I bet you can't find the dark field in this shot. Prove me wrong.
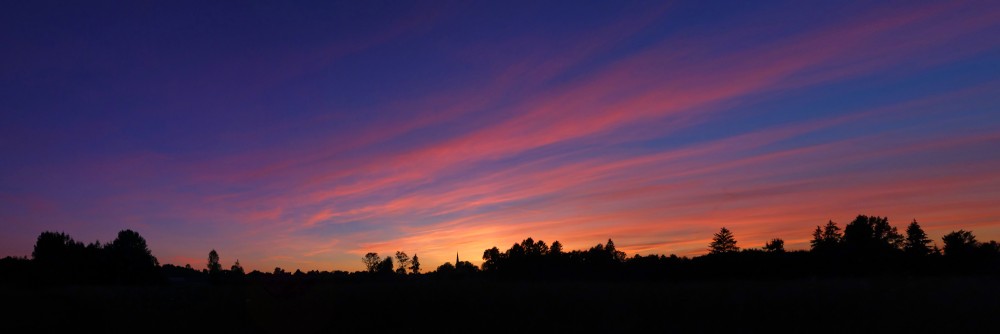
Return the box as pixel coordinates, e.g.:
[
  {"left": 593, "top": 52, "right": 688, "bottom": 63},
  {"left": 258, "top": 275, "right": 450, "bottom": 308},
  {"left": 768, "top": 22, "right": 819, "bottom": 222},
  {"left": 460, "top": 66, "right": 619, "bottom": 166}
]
[{"left": 6, "top": 276, "right": 999, "bottom": 333}]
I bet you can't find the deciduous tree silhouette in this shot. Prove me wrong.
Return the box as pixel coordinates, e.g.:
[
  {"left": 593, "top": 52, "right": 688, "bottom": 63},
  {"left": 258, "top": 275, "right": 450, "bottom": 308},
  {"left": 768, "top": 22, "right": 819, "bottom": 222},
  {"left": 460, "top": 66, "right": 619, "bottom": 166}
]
[
  {"left": 207, "top": 249, "right": 222, "bottom": 274},
  {"left": 31, "top": 231, "right": 85, "bottom": 282},
  {"left": 394, "top": 251, "right": 410, "bottom": 274},
  {"left": 763, "top": 238, "right": 785, "bottom": 253},
  {"left": 107, "top": 229, "right": 159, "bottom": 283},
  {"left": 942, "top": 230, "right": 978, "bottom": 257},
  {"left": 26, "top": 230, "right": 166, "bottom": 283},
  {"left": 436, "top": 262, "right": 455, "bottom": 273},
  {"left": 709, "top": 227, "right": 739, "bottom": 254},
  {"left": 455, "top": 260, "right": 479, "bottom": 273},
  {"left": 378, "top": 256, "right": 394, "bottom": 274},
  {"left": 108, "top": 230, "right": 157, "bottom": 265},
  {"left": 979, "top": 241, "right": 1000, "bottom": 257},
  {"left": 362, "top": 252, "right": 381, "bottom": 273},
  {"left": 482, "top": 247, "right": 503, "bottom": 272},
  {"left": 32, "top": 231, "right": 80, "bottom": 263},
  {"left": 231, "top": 260, "right": 244, "bottom": 275},
  {"left": 842, "top": 215, "right": 903, "bottom": 254}
]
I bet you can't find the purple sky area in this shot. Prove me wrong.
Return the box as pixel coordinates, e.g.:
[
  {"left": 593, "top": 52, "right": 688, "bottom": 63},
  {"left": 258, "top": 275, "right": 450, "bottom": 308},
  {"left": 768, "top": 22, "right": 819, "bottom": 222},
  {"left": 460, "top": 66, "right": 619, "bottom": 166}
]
[{"left": 2, "top": 1, "right": 999, "bottom": 271}]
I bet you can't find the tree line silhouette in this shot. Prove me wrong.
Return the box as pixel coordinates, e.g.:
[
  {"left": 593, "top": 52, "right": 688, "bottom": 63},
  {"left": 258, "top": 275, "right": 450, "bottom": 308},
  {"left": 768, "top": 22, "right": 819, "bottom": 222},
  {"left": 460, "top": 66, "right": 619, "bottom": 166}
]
[
  {"left": 0, "top": 230, "right": 160, "bottom": 284},
  {"left": 2, "top": 214, "right": 998, "bottom": 285}
]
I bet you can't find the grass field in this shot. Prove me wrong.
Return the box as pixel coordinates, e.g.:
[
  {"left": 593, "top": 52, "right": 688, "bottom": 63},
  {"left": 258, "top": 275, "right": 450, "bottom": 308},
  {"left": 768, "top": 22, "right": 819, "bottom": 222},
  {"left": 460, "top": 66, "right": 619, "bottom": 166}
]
[{"left": 5, "top": 276, "right": 998, "bottom": 332}]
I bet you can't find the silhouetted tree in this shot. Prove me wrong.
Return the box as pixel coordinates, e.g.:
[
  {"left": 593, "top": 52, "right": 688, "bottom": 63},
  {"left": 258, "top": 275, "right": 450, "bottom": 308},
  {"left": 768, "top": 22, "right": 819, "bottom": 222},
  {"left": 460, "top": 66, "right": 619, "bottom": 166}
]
[
  {"left": 842, "top": 215, "right": 903, "bottom": 254},
  {"left": 31, "top": 231, "right": 86, "bottom": 283},
  {"left": 550, "top": 241, "right": 563, "bottom": 255},
  {"left": 605, "top": 239, "right": 626, "bottom": 262},
  {"left": 0, "top": 256, "right": 32, "bottom": 284},
  {"left": 394, "top": 251, "right": 410, "bottom": 274},
  {"left": 811, "top": 220, "right": 842, "bottom": 251},
  {"left": 107, "top": 229, "right": 159, "bottom": 283},
  {"left": 14, "top": 213, "right": 1000, "bottom": 286},
  {"left": 482, "top": 247, "right": 503, "bottom": 271},
  {"left": 979, "top": 241, "right": 1000, "bottom": 258},
  {"left": 436, "top": 262, "right": 455, "bottom": 273},
  {"left": 82, "top": 239, "right": 107, "bottom": 282},
  {"left": 108, "top": 230, "right": 157, "bottom": 264},
  {"left": 378, "top": 257, "right": 394, "bottom": 274},
  {"left": 904, "top": 219, "right": 932, "bottom": 256},
  {"left": 942, "top": 230, "right": 978, "bottom": 257},
  {"left": 455, "top": 260, "right": 479, "bottom": 273},
  {"left": 763, "top": 238, "right": 785, "bottom": 253},
  {"left": 521, "top": 238, "right": 549, "bottom": 256},
  {"left": 231, "top": 260, "right": 244, "bottom": 275},
  {"left": 811, "top": 225, "right": 822, "bottom": 248},
  {"left": 362, "top": 252, "right": 381, "bottom": 273},
  {"left": 709, "top": 227, "right": 739, "bottom": 254},
  {"left": 577, "top": 239, "right": 628, "bottom": 275},
  {"left": 207, "top": 249, "right": 222, "bottom": 274},
  {"left": 409, "top": 254, "right": 421, "bottom": 274},
  {"left": 32, "top": 231, "right": 82, "bottom": 263}
]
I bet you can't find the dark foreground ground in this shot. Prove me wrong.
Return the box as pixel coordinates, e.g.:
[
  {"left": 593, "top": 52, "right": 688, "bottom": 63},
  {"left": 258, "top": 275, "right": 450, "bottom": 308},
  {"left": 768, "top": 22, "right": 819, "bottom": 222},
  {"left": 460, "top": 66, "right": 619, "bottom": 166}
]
[{"left": 5, "top": 276, "right": 999, "bottom": 333}]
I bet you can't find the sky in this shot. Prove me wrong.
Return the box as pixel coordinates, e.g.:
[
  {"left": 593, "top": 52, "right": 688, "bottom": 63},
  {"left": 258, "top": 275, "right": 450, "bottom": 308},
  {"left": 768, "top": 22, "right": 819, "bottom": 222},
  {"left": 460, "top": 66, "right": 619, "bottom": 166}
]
[{"left": 2, "top": 1, "right": 999, "bottom": 272}]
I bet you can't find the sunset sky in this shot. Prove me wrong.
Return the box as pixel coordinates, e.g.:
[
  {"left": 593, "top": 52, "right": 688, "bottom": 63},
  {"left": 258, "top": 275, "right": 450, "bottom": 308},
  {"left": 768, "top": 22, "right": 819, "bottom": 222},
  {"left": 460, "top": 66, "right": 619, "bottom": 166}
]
[{"left": 2, "top": 1, "right": 999, "bottom": 272}]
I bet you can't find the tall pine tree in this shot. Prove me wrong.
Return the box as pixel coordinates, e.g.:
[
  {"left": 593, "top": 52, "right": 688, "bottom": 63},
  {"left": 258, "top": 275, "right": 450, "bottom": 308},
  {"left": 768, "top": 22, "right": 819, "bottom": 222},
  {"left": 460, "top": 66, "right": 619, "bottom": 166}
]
[
  {"left": 904, "top": 219, "right": 932, "bottom": 256},
  {"left": 709, "top": 227, "right": 739, "bottom": 254}
]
